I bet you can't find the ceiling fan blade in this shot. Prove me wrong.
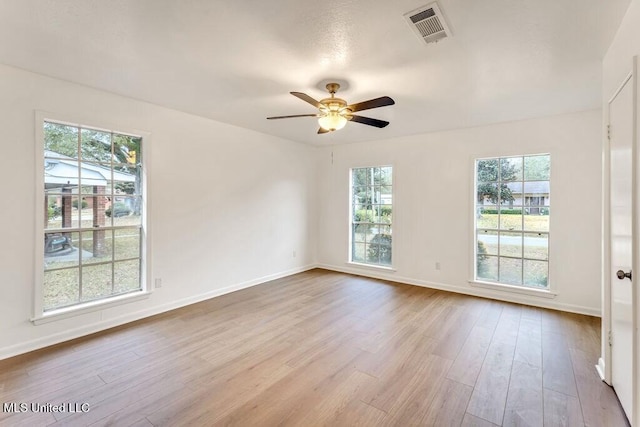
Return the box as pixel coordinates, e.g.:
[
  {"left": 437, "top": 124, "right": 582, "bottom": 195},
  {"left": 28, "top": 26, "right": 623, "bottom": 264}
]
[
  {"left": 317, "top": 127, "right": 330, "bottom": 134},
  {"left": 349, "top": 115, "right": 390, "bottom": 128},
  {"left": 267, "top": 114, "right": 318, "bottom": 120},
  {"left": 291, "top": 92, "right": 321, "bottom": 108},
  {"left": 347, "top": 96, "right": 395, "bottom": 113}
]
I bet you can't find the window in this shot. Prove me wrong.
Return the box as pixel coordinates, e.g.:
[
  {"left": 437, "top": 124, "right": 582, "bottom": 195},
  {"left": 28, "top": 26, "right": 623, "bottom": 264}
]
[
  {"left": 475, "top": 155, "right": 550, "bottom": 288},
  {"left": 40, "top": 120, "right": 145, "bottom": 313},
  {"left": 350, "top": 166, "right": 393, "bottom": 267}
]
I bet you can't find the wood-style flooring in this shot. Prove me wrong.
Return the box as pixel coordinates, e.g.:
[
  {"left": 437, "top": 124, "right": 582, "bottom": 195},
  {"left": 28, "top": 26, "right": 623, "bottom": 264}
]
[{"left": 0, "top": 269, "right": 629, "bottom": 426}]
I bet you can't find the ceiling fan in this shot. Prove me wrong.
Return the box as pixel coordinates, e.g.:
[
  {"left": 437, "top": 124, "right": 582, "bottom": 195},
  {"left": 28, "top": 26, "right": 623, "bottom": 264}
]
[{"left": 267, "top": 83, "right": 395, "bottom": 134}]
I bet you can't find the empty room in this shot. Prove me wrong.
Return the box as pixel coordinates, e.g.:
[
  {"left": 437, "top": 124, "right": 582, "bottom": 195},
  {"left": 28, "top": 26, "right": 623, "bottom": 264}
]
[{"left": 1, "top": 0, "right": 640, "bottom": 426}]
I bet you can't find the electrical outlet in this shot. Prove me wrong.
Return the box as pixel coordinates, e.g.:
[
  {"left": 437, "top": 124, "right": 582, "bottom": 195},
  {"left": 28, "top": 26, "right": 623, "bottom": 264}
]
[
  {"left": 293, "top": 250, "right": 297, "bottom": 258},
  {"left": 155, "top": 278, "right": 162, "bottom": 288},
  {"left": 435, "top": 262, "right": 441, "bottom": 271}
]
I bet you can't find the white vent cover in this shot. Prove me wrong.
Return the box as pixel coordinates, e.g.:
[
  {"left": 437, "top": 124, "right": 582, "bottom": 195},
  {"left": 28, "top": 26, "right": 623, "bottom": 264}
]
[{"left": 404, "top": 2, "right": 451, "bottom": 44}]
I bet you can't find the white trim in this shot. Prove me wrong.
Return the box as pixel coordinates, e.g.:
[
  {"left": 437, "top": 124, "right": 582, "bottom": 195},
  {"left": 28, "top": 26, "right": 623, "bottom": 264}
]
[
  {"left": 633, "top": 55, "right": 639, "bottom": 427},
  {"left": 348, "top": 165, "right": 394, "bottom": 268},
  {"left": 346, "top": 262, "right": 396, "bottom": 272},
  {"left": 317, "top": 263, "right": 600, "bottom": 316},
  {"left": 1, "top": 264, "right": 316, "bottom": 361},
  {"left": 31, "top": 291, "right": 151, "bottom": 325},
  {"left": 469, "top": 280, "right": 557, "bottom": 299},
  {"left": 603, "top": 85, "right": 614, "bottom": 384},
  {"left": 470, "top": 154, "right": 553, "bottom": 293},
  {"left": 597, "top": 357, "right": 608, "bottom": 383},
  {"left": 34, "top": 111, "right": 153, "bottom": 319}
]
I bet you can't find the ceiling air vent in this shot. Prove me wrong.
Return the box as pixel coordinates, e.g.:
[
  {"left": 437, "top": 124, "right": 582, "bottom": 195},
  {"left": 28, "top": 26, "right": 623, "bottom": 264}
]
[{"left": 404, "top": 2, "right": 451, "bottom": 44}]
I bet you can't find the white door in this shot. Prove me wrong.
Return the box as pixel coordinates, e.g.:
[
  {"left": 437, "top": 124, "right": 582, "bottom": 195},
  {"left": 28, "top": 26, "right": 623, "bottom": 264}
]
[{"left": 609, "top": 68, "right": 635, "bottom": 423}]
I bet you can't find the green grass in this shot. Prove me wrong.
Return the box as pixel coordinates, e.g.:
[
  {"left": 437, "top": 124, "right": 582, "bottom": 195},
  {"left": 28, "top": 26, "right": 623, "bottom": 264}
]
[
  {"left": 477, "top": 213, "right": 549, "bottom": 232},
  {"left": 43, "top": 212, "right": 142, "bottom": 310}
]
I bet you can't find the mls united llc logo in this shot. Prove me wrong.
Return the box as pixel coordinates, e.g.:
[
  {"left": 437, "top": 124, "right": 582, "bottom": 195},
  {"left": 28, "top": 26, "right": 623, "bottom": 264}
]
[{"left": 3, "top": 402, "right": 90, "bottom": 413}]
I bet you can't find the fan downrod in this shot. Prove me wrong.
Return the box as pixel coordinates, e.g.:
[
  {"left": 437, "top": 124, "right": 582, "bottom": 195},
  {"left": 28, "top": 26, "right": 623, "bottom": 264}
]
[{"left": 326, "top": 83, "right": 340, "bottom": 95}]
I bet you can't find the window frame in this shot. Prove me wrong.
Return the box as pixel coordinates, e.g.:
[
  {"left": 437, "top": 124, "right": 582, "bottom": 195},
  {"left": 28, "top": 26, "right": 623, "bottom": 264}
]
[
  {"left": 33, "top": 112, "right": 152, "bottom": 323},
  {"left": 348, "top": 165, "right": 394, "bottom": 269},
  {"left": 471, "top": 153, "right": 555, "bottom": 296}
]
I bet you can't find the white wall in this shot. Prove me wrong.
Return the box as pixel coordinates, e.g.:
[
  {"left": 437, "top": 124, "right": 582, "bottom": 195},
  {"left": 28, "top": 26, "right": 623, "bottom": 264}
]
[
  {"left": 0, "top": 64, "right": 317, "bottom": 359},
  {"left": 604, "top": 0, "right": 640, "bottom": 98},
  {"left": 316, "top": 110, "right": 603, "bottom": 315}
]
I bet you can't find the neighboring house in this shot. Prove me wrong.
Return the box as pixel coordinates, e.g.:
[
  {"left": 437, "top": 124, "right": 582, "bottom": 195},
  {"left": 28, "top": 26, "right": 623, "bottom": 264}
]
[
  {"left": 505, "top": 181, "right": 550, "bottom": 213},
  {"left": 44, "top": 150, "right": 135, "bottom": 255}
]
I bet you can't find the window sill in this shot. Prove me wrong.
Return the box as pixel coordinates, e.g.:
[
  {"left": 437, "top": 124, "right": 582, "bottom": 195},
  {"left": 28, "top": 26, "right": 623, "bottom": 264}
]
[
  {"left": 469, "top": 280, "right": 557, "bottom": 299},
  {"left": 31, "top": 291, "right": 151, "bottom": 325},
  {"left": 347, "top": 262, "right": 396, "bottom": 272}
]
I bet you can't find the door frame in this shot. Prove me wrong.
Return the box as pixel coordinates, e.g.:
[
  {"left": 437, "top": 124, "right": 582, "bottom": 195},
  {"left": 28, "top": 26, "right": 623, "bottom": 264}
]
[{"left": 601, "top": 56, "right": 638, "bottom": 426}]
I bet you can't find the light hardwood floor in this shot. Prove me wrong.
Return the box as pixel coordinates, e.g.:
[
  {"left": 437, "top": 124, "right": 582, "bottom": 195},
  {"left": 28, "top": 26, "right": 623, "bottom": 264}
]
[{"left": 0, "top": 269, "right": 629, "bottom": 426}]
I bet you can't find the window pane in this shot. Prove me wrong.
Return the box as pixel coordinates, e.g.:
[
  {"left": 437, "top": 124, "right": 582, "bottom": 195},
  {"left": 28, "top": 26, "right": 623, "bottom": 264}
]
[
  {"left": 499, "top": 232, "right": 522, "bottom": 258},
  {"left": 524, "top": 181, "right": 550, "bottom": 206},
  {"left": 352, "top": 243, "right": 366, "bottom": 262},
  {"left": 381, "top": 167, "right": 392, "bottom": 185},
  {"left": 44, "top": 268, "right": 79, "bottom": 311},
  {"left": 76, "top": 191, "right": 111, "bottom": 229},
  {"left": 45, "top": 195, "right": 83, "bottom": 230},
  {"left": 524, "top": 155, "right": 550, "bottom": 180},
  {"left": 113, "top": 165, "right": 141, "bottom": 197},
  {"left": 352, "top": 168, "right": 371, "bottom": 187},
  {"left": 115, "top": 228, "right": 141, "bottom": 260},
  {"left": 113, "top": 134, "right": 142, "bottom": 166},
  {"left": 477, "top": 255, "right": 498, "bottom": 281},
  {"left": 524, "top": 232, "right": 548, "bottom": 260},
  {"left": 500, "top": 157, "right": 523, "bottom": 181},
  {"left": 499, "top": 183, "right": 518, "bottom": 206},
  {"left": 499, "top": 257, "right": 522, "bottom": 285},
  {"left": 524, "top": 260, "right": 549, "bottom": 288},
  {"left": 476, "top": 206, "right": 498, "bottom": 229},
  {"left": 44, "top": 122, "right": 79, "bottom": 159},
  {"left": 353, "top": 224, "right": 368, "bottom": 242},
  {"left": 477, "top": 183, "right": 499, "bottom": 205},
  {"left": 81, "top": 229, "right": 113, "bottom": 264},
  {"left": 81, "top": 263, "right": 113, "bottom": 302},
  {"left": 477, "top": 231, "right": 498, "bottom": 256},
  {"left": 524, "top": 209, "right": 549, "bottom": 232},
  {"left": 79, "top": 163, "right": 111, "bottom": 194},
  {"left": 373, "top": 167, "right": 382, "bottom": 185},
  {"left": 81, "top": 128, "right": 112, "bottom": 163},
  {"left": 114, "top": 260, "right": 141, "bottom": 294},
  {"left": 111, "top": 197, "right": 141, "bottom": 226},
  {"left": 44, "top": 231, "right": 79, "bottom": 270},
  {"left": 477, "top": 159, "right": 498, "bottom": 182},
  {"left": 499, "top": 207, "right": 523, "bottom": 231}
]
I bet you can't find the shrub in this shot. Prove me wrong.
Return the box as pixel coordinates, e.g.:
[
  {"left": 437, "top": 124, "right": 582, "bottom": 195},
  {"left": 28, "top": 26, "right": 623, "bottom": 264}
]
[
  {"left": 477, "top": 240, "right": 489, "bottom": 274},
  {"left": 367, "top": 233, "right": 392, "bottom": 264},
  {"left": 479, "top": 209, "right": 521, "bottom": 215},
  {"left": 106, "top": 202, "right": 131, "bottom": 218},
  {"left": 354, "top": 209, "right": 374, "bottom": 223},
  {"left": 48, "top": 205, "right": 61, "bottom": 220},
  {"left": 72, "top": 199, "right": 88, "bottom": 209},
  {"left": 380, "top": 205, "right": 392, "bottom": 217}
]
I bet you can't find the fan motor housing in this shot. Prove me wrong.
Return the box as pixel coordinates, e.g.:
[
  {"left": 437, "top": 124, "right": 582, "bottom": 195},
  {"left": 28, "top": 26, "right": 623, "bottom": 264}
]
[{"left": 319, "top": 97, "right": 348, "bottom": 113}]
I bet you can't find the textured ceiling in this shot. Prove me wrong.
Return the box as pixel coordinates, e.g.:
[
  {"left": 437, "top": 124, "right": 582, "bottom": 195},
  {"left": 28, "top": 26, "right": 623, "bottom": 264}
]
[{"left": 0, "top": 0, "right": 631, "bottom": 145}]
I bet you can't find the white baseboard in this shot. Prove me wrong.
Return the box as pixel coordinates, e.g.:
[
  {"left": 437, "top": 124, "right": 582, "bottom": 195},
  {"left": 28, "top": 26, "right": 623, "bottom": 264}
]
[
  {"left": 0, "top": 264, "right": 316, "bottom": 361},
  {"left": 1, "top": 262, "right": 601, "bottom": 361},
  {"left": 596, "top": 357, "right": 608, "bottom": 383},
  {"left": 316, "top": 263, "right": 601, "bottom": 317}
]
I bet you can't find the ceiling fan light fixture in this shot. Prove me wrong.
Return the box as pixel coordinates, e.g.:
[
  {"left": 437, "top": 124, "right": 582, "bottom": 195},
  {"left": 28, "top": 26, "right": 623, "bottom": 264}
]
[
  {"left": 267, "top": 82, "right": 395, "bottom": 134},
  {"left": 318, "top": 112, "right": 347, "bottom": 131}
]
